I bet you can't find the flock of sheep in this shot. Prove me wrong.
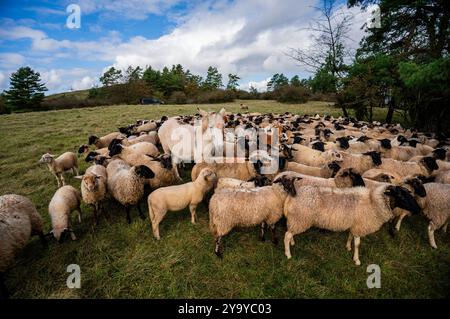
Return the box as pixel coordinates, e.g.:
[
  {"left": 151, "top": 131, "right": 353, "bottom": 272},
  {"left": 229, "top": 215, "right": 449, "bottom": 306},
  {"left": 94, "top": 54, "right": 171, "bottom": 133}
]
[{"left": 1, "top": 107, "right": 450, "bottom": 298}]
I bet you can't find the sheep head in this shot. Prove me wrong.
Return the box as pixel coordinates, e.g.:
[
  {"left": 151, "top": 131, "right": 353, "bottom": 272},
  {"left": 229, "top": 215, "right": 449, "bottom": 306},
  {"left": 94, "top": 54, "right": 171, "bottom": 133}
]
[
  {"left": 384, "top": 185, "right": 421, "bottom": 215},
  {"left": 88, "top": 135, "right": 99, "bottom": 145},
  {"left": 404, "top": 177, "right": 427, "bottom": 198},
  {"left": 363, "top": 151, "right": 382, "bottom": 166},
  {"left": 420, "top": 156, "right": 439, "bottom": 172},
  {"left": 39, "top": 153, "right": 55, "bottom": 163},
  {"left": 273, "top": 175, "right": 301, "bottom": 196},
  {"left": 134, "top": 165, "right": 155, "bottom": 179}
]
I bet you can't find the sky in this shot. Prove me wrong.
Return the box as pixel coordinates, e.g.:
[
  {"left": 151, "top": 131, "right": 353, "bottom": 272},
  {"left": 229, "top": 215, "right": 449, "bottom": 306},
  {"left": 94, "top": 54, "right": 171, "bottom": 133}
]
[{"left": 0, "top": 0, "right": 375, "bottom": 94}]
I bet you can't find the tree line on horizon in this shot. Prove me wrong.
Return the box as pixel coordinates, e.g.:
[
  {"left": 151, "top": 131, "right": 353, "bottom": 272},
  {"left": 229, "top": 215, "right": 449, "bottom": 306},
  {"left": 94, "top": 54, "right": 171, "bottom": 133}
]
[{"left": 1, "top": 0, "right": 449, "bottom": 133}]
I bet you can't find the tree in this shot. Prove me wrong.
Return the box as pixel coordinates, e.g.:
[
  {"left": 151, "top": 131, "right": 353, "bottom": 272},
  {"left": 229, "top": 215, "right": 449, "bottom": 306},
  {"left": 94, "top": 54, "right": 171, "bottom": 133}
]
[
  {"left": 249, "top": 86, "right": 258, "bottom": 95},
  {"left": 290, "top": 75, "right": 302, "bottom": 87},
  {"left": 267, "top": 73, "right": 289, "bottom": 91},
  {"left": 349, "top": 0, "right": 450, "bottom": 131},
  {"left": 100, "top": 67, "right": 122, "bottom": 87},
  {"left": 203, "top": 66, "right": 223, "bottom": 90},
  {"left": 3, "top": 66, "right": 48, "bottom": 111},
  {"left": 226, "top": 73, "right": 241, "bottom": 91},
  {"left": 288, "top": 0, "right": 354, "bottom": 115},
  {"left": 123, "top": 66, "right": 143, "bottom": 83}
]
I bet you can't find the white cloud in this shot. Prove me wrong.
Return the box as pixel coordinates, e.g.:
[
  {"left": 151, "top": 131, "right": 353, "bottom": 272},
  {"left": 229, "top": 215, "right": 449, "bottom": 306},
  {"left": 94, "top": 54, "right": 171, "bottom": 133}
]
[
  {"left": 241, "top": 78, "right": 271, "bottom": 92},
  {"left": 0, "top": 0, "right": 373, "bottom": 94},
  {"left": 0, "top": 53, "right": 25, "bottom": 68},
  {"left": 0, "top": 71, "right": 6, "bottom": 90},
  {"left": 72, "top": 76, "right": 96, "bottom": 90},
  {"left": 39, "top": 68, "right": 99, "bottom": 92}
]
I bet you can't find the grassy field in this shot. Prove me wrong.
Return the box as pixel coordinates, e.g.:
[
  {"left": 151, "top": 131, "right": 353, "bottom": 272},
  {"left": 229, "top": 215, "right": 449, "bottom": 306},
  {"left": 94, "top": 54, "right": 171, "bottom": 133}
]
[{"left": 0, "top": 100, "right": 448, "bottom": 299}]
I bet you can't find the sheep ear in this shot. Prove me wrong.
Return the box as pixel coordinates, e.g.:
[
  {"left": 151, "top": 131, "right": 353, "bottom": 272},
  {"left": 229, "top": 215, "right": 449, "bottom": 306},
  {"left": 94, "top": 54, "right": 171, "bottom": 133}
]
[
  {"left": 197, "top": 107, "right": 208, "bottom": 117},
  {"left": 74, "top": 175, "right": 83, "bottom": 180},
  {"left": 219, "top": 108, "right": 226, "bottom": 116}
]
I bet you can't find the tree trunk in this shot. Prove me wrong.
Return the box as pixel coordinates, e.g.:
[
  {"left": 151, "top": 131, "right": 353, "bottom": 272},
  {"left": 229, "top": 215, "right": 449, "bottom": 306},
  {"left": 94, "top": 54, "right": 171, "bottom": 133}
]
[{"left": 385, "top": 96, "right": 395, "bottom": 124}]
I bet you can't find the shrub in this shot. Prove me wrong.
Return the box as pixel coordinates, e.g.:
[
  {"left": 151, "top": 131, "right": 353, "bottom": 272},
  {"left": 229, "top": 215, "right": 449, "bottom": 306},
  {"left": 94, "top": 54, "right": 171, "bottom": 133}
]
[
  {"left": 195, "top": 89, "right": 234, "bottom": 104},
  {"left": 0, "top": 94, "right": 10, "bottom": 114},
  {"left": 275, "top": 86, "right": 310, "bottom": 103},
  {"left": 168, "top": 91, "right": 187, "bottom": 104}
]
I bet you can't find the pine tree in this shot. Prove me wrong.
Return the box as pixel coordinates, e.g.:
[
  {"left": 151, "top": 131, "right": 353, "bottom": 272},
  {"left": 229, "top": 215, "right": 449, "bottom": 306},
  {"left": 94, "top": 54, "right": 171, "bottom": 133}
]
[
  {"left": 226, "top": 73, "right": 240, "bottom": 91},
  {"left": 3, "top": 66, "right": 47, "bottom": 111}
]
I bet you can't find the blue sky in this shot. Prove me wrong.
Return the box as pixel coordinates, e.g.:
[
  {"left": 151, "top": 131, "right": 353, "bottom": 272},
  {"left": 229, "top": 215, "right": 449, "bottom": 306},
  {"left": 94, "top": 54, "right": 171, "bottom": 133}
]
[{"left": 0, "top": 0, "right": 372, "bottom": 94}]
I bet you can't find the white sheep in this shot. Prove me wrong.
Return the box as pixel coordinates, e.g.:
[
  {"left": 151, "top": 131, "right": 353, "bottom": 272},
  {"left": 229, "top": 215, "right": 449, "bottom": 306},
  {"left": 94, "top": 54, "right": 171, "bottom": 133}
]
[
  {"left": 148, "top": 168, "right": 217, "bottom": 240},
  {"left": 215, "top": 176, "right": 271, "bottom": 190},
  {"left": 283, "top": 184, "right": 421, "bottom": 265},
  {"left": 75, "top": 164, "right": 108, "bottom": 225},
  {"left": 284, "top": 161, "right": 341, "bottom": 178},
  {"left": 88, "top": 132, "right": 124, "bottom": 149},
  {"left": 0, "top": 194, "right": 46, "bottom": 298},
  {"left": 291, "top": 144, "right": 343, "bottom": 167},
  {"left": 39, "top": 152, "right": 79, "bottom": 187},
  {"left": 106, "top": 159, "right": 155, "bottom": 223},
  {"left": 209, "top": 175, "right": 299, "bottom": 257},
  {"left": 48, "top": 185, "right": 82, "bottom": 243}
]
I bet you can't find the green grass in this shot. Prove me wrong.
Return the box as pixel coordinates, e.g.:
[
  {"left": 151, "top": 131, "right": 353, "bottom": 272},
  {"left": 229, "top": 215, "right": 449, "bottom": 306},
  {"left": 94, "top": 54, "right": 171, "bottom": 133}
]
[{"left": 0, "top": 100, "right": 448, "bottom": 299}]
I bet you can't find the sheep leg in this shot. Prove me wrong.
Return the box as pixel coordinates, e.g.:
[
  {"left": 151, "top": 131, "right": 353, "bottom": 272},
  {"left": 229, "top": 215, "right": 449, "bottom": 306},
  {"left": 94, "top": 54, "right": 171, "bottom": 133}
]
[
  {"left": 353, "top": 236, "right": 361, "bottom": 266},
  {"left": 0, "top": 272, "right": 9, "bottom": 300},
  {"left": 38, "top": 231, "right": 48, "bottom": 248},
  {"left": 395, "top": 212, "right": 409, "bottom": 232},
  {"left": 76, "top": 207, "right": 82, "bottom": 223},
  {"left": 259, "top": 222, "right": 266, "bottom": 241},
  {"left": 428, "top": 222, "right": 438, "bottom": 249},
  {"left": 70, "top": 231, "right": 77, "bottom": 241},
  {"left": 290, "top": 237, "right": 295, "bottom": 246},
  {"left": 214, "top": 236, "right": 223, "bottom": 258},
  {"left": 284, "top": 231, "right": 293, "bottom": 259},
  {"left": 189, "top": 204, "right": 197, "bottom": 224},
  {"left": 73, "top": 166, "right": 79, "bottom": 176},
  {"left": 443, "top": 221, "right": 448, "bottom": 233},
  {"left": 125, "top": 206, "right": 132, "bottom": 224},
  {"left": 54, "top": 174, "right": 61, "bottom": 187},
  {"left": 137, "top": 203, "right": 146, "bottom": 220},
  {"left": 269, "top": 224, "right": 278, "bottom": 245},
  {"left": 346, "top": 232, "right": 353, "bottom": 251},
  {"left": 60, "top": 173, "right": 66, "bottom": 186},
  {"left": 93, "top": 203, "right": 99, "bottom": 225}
]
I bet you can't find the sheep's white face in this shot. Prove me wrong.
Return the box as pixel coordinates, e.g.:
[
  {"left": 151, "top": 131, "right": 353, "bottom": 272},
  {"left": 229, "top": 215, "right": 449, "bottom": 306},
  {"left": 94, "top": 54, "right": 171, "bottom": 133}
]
[
  {"left": 40, "top": 153, "right": 54, "bottom": 163},
  {"left": 200, "top": 168, "right": 217, "bottom": 183},
  {"left": 83, "top": 174, "right": 100, "bottom": 192},
  {"left": 326, "top": 150, "right": 343, "bottom": 162}
]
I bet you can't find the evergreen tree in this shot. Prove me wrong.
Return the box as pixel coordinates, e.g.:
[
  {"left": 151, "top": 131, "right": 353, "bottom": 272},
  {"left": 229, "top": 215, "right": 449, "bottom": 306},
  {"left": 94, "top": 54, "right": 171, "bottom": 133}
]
[
  {"left": 226, "top": 73, "right": 240, "bottom": 90},
  {"left": 3, "top": 66, "right": 47, "bottom": 111},
  {"left": 203, "top": 66, "right": 223, "bottom": 90},
  {"left": 100, "top": 67, "right": 122, "bottom": 86}
]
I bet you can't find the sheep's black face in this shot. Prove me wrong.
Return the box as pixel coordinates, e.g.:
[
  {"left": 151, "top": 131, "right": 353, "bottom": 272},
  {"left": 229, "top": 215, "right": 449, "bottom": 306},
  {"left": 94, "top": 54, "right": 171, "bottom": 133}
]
[
  {"left": 397, "top": 135, "right": 407, "bottom": 145},
  {"left": 406, "top": 178, "right": 427, "bottom": 198},
  {"left": 433, "top": 148, "right": 447, "bottom": 160},
  {"left": 363, "top": 151, "right": 382, "bottom": 166},
  {"left": 385, "top": 186, "right": 421, "bottom": 215},
  {"left": 85, "top": 151, "right": 99, "bottom": 162},
  {"left": 379, "top": 139, "right": 392, "bottom": 149},
  {"left": 108, "top": 140, "right": 123, "bottom": 157},
  {"left": 253, "top": 160, "right": 263, "bottom": 175},
  {"left": 323, "top": 129, "right": 333, "bottom": 138},
  {"left": 357, "top": 135, "right": 371, "bottom": 143},
  {"left": 280, "top": 144, "right": 293, "bottom": 159},
  {"left": 421, "top": 156, "right": 439, "bottom": 172},
  {"left": 312, "top": 141, "right": 325, "bottom": 152},
  {"left": 274, "top": 176, "right": 300, "bottom": 196},
  {"left": 336, "top": 137, "right": 350, "bottom": 150},
  {"left": 293, "top": 136, "right": 304, "bottom": 144},
  {"left": 135, "top": 165, "right": 155, "bottom": 179},
  {"left": 88, "top": 135, "right": 98, "bottom": 145},
  {"left": 334, "top": 123, "right": 344, "bottom": 130},
  {"left": 349, "top": 170, "right": 365, "bottom": 187},
  {"left": 78, "top": 145, "right": 89, "bottom": 154},
  {"left": 328, "top": 161, "right": 341, "bottom": 177},
  {"left": 408, "top": 140, "right": 419, "bottom": 148},
  {"left": 256, "top": 176, "right": 271, "bottom": 187}
]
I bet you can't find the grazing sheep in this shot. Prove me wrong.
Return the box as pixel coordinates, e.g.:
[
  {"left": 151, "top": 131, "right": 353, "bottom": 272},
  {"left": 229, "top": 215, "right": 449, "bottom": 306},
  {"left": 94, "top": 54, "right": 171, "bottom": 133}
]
[
  {"left": 88, "top": 132, "right": 124, "bottom": 149},
  {"left": 362, "top": 169, "right": 404, "bottom": 185},
  {"left": 291, "top": 144, "right": 343, "bottom": 167},
  {"left": 0, "top": 195, "right": 46, "bottom": 298},
  {"left": 75, "top": 164, "right": 108, "bottom": 225},
  {"left": 209, "top": 175, "right": 299, "bottom": 257},
  {"left": 48, "top": 185, "right": 82, "bottom": 243},
  {"left": 39, "top": 152, "right": 79, "bottom": 187},
  {"left": 191, "top": 160, "right": 263, "bottom": 182},
  {"left": 108, "top": 139, "right": 159, "bottom": 158},
  {"left": 215, "top": 176, "right": 271, "bottom": 190},
  {"left": 148, "top": 168, "right": 217, "bottom": 240},
  {"left": 106, "top": 159, "right": 155, "bottom": 223},
  {"left": 378, "top": 157, "right": 439, "bottom": 177},
  {"left": 400, "top": 180, "right": 450, "bottom": 248},
  {"left": 284, "top": 161, "right": 341, "bottom": 178},
  {"left": 283, "top": 184, "right": 421, "bottom": 265},
  {"left": 339, "top": 151, "right": 382, "bottom": 174}
]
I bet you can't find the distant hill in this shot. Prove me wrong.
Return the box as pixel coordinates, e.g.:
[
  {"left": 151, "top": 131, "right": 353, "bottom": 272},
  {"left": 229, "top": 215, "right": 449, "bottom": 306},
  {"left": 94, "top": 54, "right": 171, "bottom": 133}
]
[{"left": 45, "top": 89, "right": 90, "bottom": 101}]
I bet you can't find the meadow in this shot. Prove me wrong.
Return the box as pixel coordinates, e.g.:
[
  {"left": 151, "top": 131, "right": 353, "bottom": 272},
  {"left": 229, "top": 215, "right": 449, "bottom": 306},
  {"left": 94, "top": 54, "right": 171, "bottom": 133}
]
[{"left": 0, "top": 100, "right": 448, "bottom": 298}]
